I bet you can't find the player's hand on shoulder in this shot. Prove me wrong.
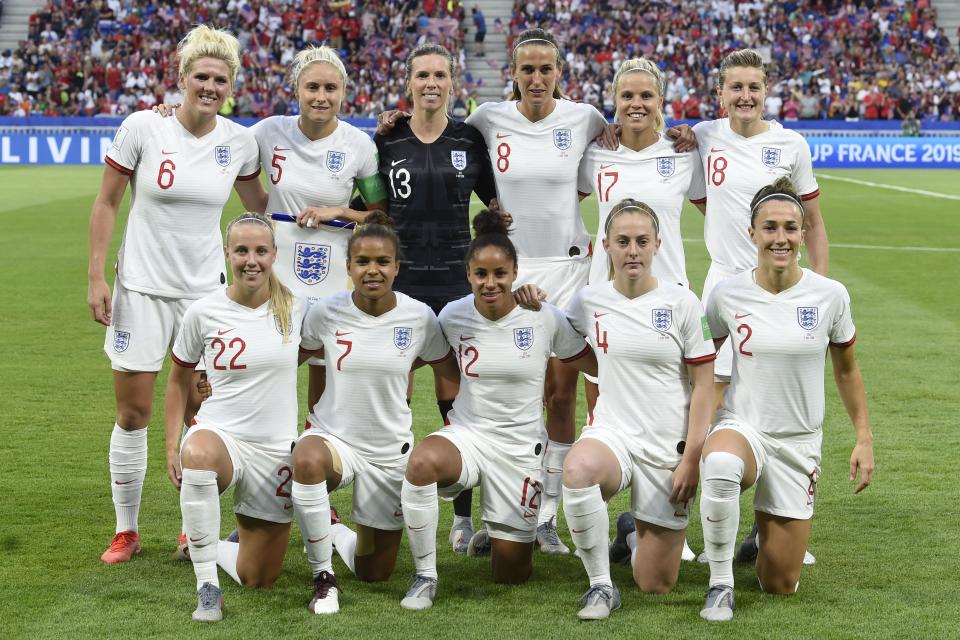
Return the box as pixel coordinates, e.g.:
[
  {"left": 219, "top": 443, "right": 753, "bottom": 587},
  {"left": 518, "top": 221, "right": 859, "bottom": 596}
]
[
  {"left": 87, "top": 278, "right": 112, "bottom": 326},
  {"left": 595, "top": 123, "right": 620, "bottom": 150},
  {"left": 376, "top": 109, "right": 412, "bottom": 135},
  {"left": 487, "top": 198, "right": 513, "bottom": 227},
  {"left": 151, "top": 103, "right": 180, "bottom": 117},
  {"left": 666, "top": 124, "right": 697, "bottom": 152},
  {"left": 514, "top": 284, "right": 546, "bottom": 311}
]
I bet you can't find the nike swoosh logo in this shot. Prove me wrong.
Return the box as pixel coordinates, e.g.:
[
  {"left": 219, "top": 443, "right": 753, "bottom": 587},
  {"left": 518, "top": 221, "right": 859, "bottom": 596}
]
[
  {"left": 593, "top": 312, "right": 608, "bottom": 318},
  {"left": 306, "top": 536, "right": 327, "bottom": 543},
  {"left": 705, "top": 516, "right": 727, "bottom": 523},
  {"left": 522, "top": 511, "right": 536, "bottom": 519},
  {"left": 391, "top": 159, "right": 406, "bottom": 166},
  {"left": 545, "top": 469, "right": 562, "bottom": 474},
  {"left": 114, "top": 479, "right": 134, "bottom": 485},
  {"left": 273, "top": 146, "right": 291, "bottom": 152},
  {"left": 734, "top": 313, "right": 751, "bottom": 320},
  {"left": 496, "top": 133, "right": 511, "bottom": 139},
  {"left": 189, "top": 534, "right": 208, "bottom": 542},
  {"left": 335, "top": 330, "right": 351, "bottom": 337},
  {"left": 599, "top": 163, "right": 614, "bottom": 170},
  {"left": 407, "top": 525, "right": 427, "bottom": 532},
  {"left": 459, "top": 335, "right": 475, "bottom": 341},
  {"left": 161, "top": 149, "right": 176, "bottom": 155},
  {"left": 571, "top": 527, "right": 591, "bottom": 533},
  {"left": 710, "top": 147, "right": 725, "bottom": 153},
  {"left": 218, "top": 328, "right": 235, "bottom": 335}
]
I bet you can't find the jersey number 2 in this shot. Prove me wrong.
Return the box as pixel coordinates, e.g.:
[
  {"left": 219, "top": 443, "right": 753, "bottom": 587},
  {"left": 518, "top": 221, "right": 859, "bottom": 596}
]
[
  {"left": 211, "top": 337, "right": 247, "bottom": 370},
  {"left": 457, "top": 344, "right": 479, "bottom": 378},
  {"left": 736, "top": 323, "right": 753, "bottom": 356}
]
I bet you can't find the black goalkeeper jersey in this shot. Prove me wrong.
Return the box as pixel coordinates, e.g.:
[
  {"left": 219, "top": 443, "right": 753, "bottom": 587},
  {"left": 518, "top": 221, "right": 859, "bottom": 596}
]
[{"left": 375, "top": 118, "right": 496, "bottom": 309}]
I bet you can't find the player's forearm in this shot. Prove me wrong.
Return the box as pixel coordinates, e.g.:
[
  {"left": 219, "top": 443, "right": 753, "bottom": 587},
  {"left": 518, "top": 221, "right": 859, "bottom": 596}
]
[
  {"left": 164, "top": 370, "right": 191, "bottom": 457},
  {"left": 835, "top": 364, "right": 872, "bottom": 444},
  {"left": 88, "top": 201, "right": 118, "bottom": 280},
  {"left": 683, "top": 363, "right": 715, "bottom": 463}
]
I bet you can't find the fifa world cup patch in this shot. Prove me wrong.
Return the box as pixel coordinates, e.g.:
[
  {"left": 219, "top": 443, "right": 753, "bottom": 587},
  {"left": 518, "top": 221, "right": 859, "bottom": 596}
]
[
  {"left": 114, "top": 330, "right": 131, "bottom": 352},
  {"left": 701, "top": 316, "right": 712, "bottom": 341}
]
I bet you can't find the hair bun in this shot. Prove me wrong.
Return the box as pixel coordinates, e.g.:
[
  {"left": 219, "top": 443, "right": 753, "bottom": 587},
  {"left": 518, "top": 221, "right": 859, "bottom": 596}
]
[
  {"left": 363, "top": 210, "right": 395, "bottom": 228},
  {"left": 471, "top": 209, "right": 509, "bottom": 237}
]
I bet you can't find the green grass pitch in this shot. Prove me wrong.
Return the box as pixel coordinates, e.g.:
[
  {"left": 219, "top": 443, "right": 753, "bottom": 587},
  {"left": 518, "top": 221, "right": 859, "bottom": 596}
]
[{"left": 1, "top": 166, "right": 958, "bottom": 639}]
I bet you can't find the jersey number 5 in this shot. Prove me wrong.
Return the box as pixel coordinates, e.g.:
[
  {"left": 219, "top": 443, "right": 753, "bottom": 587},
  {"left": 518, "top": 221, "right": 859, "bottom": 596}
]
[{"left": 270, "top": 153, "right": 286, "bottom": 185}]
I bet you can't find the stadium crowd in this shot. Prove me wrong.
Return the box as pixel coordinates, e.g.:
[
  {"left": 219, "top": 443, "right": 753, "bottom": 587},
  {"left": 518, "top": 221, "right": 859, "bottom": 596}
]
[
  {"left": 0, "top": 0, "right": 466, "bottom": 118},
  {"left": 1, "top": 0, "right": 958, "bottom": 122},
  {"left": 508, "top": 0, "right": 960, "bottom": 122}
]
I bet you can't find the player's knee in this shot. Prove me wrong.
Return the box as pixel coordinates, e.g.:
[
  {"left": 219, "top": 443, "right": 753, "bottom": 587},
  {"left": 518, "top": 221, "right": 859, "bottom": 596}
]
[
  {"left": 116, "top": 406, "right": 151, "bottom": 429},
  {"left": 355, "top": 564, "right": 392, "bottom": 583},
  {"left": 758, "top": 569, "right": 801, "bottom": 595},
  {"left": 702, "top": 451, "right": 744, "bottom": 495},
  {"left": 492, "top": 565, "right": 531, "bottom": 585},
  {"left": 179, "top": 434, "right": 221, "bottom": 470},
  {"left": 634, "top": 570, "right": 677, "bottom": 594},
  {"left": 239, "top": 567, "right": 279, "bottom": 589},
  {"left": 292, "top": 441, "right": 329, "bottom": 483},
  {"left": 561, "top": 452, "right": 600, "bottom": 489},
  {"left": 405, "top": 447, "right": 443, "bottom": 485}
]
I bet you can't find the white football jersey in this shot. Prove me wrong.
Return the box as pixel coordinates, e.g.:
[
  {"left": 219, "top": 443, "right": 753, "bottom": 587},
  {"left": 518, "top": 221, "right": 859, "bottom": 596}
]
[
  {"left": 301, "top": 291, "right": 451, "bottom": 464},
  {"left": 577, "top": 136, "right": 705, "bottom": 287},
  {"left": 171, "top": 290, "right": 307, "bottom": 447},
  {"left": 706, "top": 269, "right": 856, "bottom": 439},
  {"left": 467, "top": 99, "right": 608, "bottom": 259},
  {"left": 250, "top": 116, "right": 385, "bottom": 299},
  {"left": 567, "top": 281, "right": 715, "bottom": 468},
  {"left": 105, "top": 111, "right": 260, "bottom": 298},
  {"left": 692, "top": 118, "right": 819, "bottom": 272},
  {"left": 440, "top": 296, "right": 590, "bottom": 459}
]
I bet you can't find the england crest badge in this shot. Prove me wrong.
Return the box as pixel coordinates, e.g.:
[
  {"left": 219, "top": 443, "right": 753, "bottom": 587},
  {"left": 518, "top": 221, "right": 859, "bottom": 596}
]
[
  {"left": 761, "top": 147, "right": 781, "bottom": 168},
  {"left": 797, "top": 307, "right": 819, "bottom": 330},
  {"left": 514, "top": 327, "right": 534, "bottom": 351},
  {"left": 113, "top": 330, "right": 130, "bottom": 353},
  {"left": 553, "top": 128, "right": 572, "bottom": 150},
  {"left": 451, "top": 150, "right": 467, "bottom": 171},
  {"left": 656, "top": 157, "right": 676, "bottom": 177},
  {"left": 652, "top": 309, "right": 672, "bottom": 331},
  {"left": 394, "top": 327, "right": 413, "bottom": 350},
  {"left": 215, "top": 145, "right": 231, "bottom": 167},
  {"left": 326, "top": 150, "right": 345, "bottom": 173},
  {"left": 294, "top": 243, "right": 330, "bottom": 285}
]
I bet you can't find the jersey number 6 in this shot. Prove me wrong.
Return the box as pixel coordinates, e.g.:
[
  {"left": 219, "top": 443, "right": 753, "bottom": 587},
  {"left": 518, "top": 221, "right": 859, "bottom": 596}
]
[{"left": 157, "top": 159, "right": 176, "bottom": 190}]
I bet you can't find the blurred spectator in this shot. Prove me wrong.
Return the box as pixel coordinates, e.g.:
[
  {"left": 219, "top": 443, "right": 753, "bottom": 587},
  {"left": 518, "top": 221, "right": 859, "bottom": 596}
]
[{"left": 902, "top": 109, "right": 921, "bottom": 135}]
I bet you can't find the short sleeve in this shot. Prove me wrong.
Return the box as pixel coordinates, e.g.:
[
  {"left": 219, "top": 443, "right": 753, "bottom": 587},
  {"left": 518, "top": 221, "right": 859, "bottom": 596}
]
[
  {"left": 678, "top": 293, "right": 716, "bottom": 363},
  {"left": 418, "top": 308, "right": 453, "bottom": 363},
  {"left": 300, "top": 299, "right": 326, "bottom": 352},
  {"left": 790, "top": 133, "right": 820, "bottom": 200},
  {"left": 171, "top": 303, "right": 204, "bottom": 367},
  {"left": 547, "top": 305, "right": 590, "bottom": 361},
  {"left": 577, "top": 145, "right": 596, "bottom": 197},
  {"left": 464, "top": 102, "right": 489, "bottom": 133},
  {"left": 705, "top": 286, "right": 729, "bottom": 340},
  {"left": 104, "top": 111, "right": 146, "bottom": 174},
  {"left": 235, "top": 128, "right": 261, "bottom": 180},
  {"left": 563, "top": 288, "right": 589, "bottom": 337},
  {"left": 586, "top": 104, "right": 608, "bottom": 139},
  {"left": 828, "top": 284, "right": 856, "bottom": 347},
  {"left": 686, "top": 149, "right": 706, "bottom": 203}
]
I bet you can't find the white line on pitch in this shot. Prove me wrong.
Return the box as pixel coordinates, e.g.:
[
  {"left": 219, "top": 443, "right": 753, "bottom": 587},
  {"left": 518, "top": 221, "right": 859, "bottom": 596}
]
[{"left": 816, "top": 173, "right": 960, "bottom": 201}]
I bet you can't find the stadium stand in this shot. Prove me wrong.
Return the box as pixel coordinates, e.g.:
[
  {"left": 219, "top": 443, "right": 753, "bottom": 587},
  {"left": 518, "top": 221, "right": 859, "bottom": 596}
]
[{"left": 1, "top": 0, "right": 958, "bottom": 123}]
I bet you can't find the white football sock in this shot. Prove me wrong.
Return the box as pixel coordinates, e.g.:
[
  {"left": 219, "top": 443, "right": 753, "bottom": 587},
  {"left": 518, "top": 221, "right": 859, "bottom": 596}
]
[
  {"left": 626, "top": 530, "right": 638, "bottom": 563},
  {"left": 292, "top": 480, "right": 333, "bottom": 576},
  {"left": 331, "top": 523, "right": 357, "bottom": 574},
  {"left": 109, "top": 424, "right": 147, "bottom": 533},
  {"left": 538, "top": 440, "right": 571, "bottom": 526},
  {"left": 563, "top": 484, "right": 611, "bottom": 586},
  {"left": 216, "top": 540, "right": 241, "bottom": 585},
  {"left": 401, "top": 480, "right": 439, "bottom": 579},
  {"left": 452, "top": 514, "right": 473, "bottom": 529},
  {"left": 181, "top": 468, "right": 220, "bottom": 590},
  {"left": 700, "top": 451, "right": 744, "bottom": 588}
]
